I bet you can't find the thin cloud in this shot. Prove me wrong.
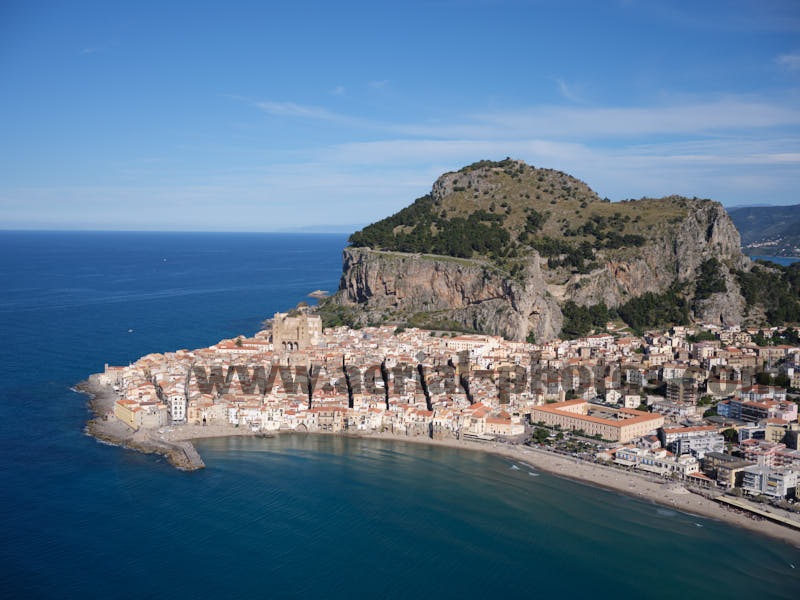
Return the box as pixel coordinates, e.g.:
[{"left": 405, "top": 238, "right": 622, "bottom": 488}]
[
  {"left": 250, "top": 94, "right": 800, "bottom": 142},
  {"left": 322, "top": 138, "right": 591, "bottom": 167},
  {"left": 556, "top": 78, "right": 584, "bottom": 103},
  {"left": 5, "top": 130, "right": 798, "bottom": 231},
  {"left": 467, "top": 99, "right": 800, "bottom": 139},
  {"left": 777, "top": 51, "right": 800, "bottom": 71},
  {"left": 255, "top": 101, "right": 341, "bottom": 120}
]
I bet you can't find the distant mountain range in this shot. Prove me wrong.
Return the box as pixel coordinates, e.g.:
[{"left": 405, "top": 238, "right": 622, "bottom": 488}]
[{"left": 728, "top": 204, "right": 800, "bottom": 258}]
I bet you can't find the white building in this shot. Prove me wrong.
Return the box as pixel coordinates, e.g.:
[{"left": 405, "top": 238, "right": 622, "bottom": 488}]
[
  {"left": 167, "top": 392, "right": 186, "bottom": 423},
  {"left": 660, "top": 425, "right": 724, "bottom": 459},
  {"left": 622, "top": 394, "right": 641, "bottom": 409},
  {"left": 741, "top": 466, "right": 798, "bottom": 499},
  {"left": 614, "top": 446, "right": 700, "bottom": 478}
]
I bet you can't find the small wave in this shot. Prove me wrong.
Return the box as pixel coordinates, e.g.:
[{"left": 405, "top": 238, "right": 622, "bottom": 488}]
[
  {"left": 528, "top": 472, "right": 540, "bottom": 477},
  {"left": 510, "top": 464, "right": 519, "bottom": 470},
  {"left": 84, "top": 430, "right": 121, "bottom": 448},
  {"left": 656, "top": 508, "right": 677, "bottom": 517},
  {"left": 95, "top": 438, "right": 121, "bottom": 448}
]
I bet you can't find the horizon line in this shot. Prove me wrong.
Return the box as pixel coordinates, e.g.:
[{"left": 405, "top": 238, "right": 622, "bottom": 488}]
[{"left": 0, "top": 228, "right": 361, "bottom": 235}]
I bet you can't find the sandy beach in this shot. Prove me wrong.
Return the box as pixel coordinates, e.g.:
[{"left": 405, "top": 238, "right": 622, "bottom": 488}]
[
  {"left": 344, "top": 431, "right": 800, "bottom": 548},
  {"left": 79, "top": 375, "right": 800, "bottom": 547}
]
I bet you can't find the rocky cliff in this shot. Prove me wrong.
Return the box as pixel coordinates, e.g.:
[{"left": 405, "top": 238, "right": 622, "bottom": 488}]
[
  {"left": 560, "top": 199, "right": 749, "bottom": 325},
  {"left": 326, "top": 159, "right": 753, "bottom": 340},
  {"left": 338, "top": 247, "right": 563, "bottom": 341}
]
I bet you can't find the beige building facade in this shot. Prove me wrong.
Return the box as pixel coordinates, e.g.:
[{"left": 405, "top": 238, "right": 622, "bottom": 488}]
[
  {"left": 531, "top": 400, "right": 664, "bottom": 443},
  {"left": 271, "top": 312, "right": 322, "bottom": 352}
]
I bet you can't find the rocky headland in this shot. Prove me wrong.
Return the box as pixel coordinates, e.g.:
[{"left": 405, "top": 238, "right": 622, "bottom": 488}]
[
  {"left": 79, "top": 374, "right": 206, "bottom": 471},
  {"left": 324, "top": 159, "right": 762, "bottom": 340}
]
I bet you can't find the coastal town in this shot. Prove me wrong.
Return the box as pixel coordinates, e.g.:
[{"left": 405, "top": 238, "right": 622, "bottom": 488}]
[{"left": 87, "top": 309, "right": 800, "bottom": 536}]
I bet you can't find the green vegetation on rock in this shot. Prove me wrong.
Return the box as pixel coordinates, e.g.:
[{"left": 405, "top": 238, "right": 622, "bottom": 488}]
[
  {"left": 694, "top": 258, "right": 727, "bottom": 301},
  {"left": 348, "top": 159, "right": 662, "bottom": 264},
  {"left": 560, "top": 301, "right": 612, "bottom": 339},
  {"left": 736, "top": 262, "right": 800, "bottom": 323},
  {"left": 349, "top": 197, "right": 510, "bottom": 258},
  {"left": 329, "top": 158, "right": 797, "bottom": 340},
  {"left": 617, "top": 284, "right": 691, "bottom": 333},
  {"left": 316, "top": 299, "right": 360, "bottom": 329}
]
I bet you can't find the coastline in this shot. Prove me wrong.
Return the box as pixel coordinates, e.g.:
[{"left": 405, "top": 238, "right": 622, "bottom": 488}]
[
  {"left": 79, "top": 376, "right": 800, "bottom": 547},
  {"left": 78, "top": 375, "right": 208, "bottom": 471},
  {"left": 341, "top": 431, "right": 800, "bottom": 548}
]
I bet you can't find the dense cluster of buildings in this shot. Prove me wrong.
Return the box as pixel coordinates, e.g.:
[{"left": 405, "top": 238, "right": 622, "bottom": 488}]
[{"left": 97, "top": 312, "right": 800, "bottom": 499}]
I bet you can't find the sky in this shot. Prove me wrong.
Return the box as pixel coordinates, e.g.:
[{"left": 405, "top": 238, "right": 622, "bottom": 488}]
[{"left": 1, "top": 0, "right": 799, "bottom": 232}]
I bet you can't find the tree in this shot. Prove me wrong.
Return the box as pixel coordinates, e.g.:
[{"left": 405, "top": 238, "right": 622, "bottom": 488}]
[
  {"left": 350, "top": 197, "right": 513, "bottom": 259},
  {"left": 722, "top": 428, "right": 739, "bottom": 444},
  {"left": 532, "top": 427, "right": 550, "bottom": 444},
  {"left": 696, "top": 395, "right": 714, "bottom": 407},
  {"left": 756, "top": 372, "right": 773, "bottom": 386},
  {"left": 561, "top": 301, "right": 613, "bottom": 339},
  {"left": 688, "top": 330, "right": 718, "bottom": 343},
  {"left": 735, "top": 263, "right": 800, "bottom": 325},
  {"left": 694, "top": 258, "right": 727, "bottom": 302},
  {"left": 618, "top": 284, "right": 690, "bottom": 332}
]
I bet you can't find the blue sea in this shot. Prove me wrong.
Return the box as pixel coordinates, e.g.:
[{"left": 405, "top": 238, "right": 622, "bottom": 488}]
[
  {"left": 1, "top": 231, "right": 799, "bottom": 599},
  {"left": 749, "top": 255, "right": 800, "bottom": 266}
]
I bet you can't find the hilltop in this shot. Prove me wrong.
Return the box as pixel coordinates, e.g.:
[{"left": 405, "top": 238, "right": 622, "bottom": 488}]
[
  {"left": 350, "top": 158, "right": 672, "bottom": 264},
  {"left": 322, "top": 159, "right": 800, "bottom": 340}
]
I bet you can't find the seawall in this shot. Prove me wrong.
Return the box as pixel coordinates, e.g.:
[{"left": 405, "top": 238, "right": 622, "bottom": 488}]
[{"left": 77, "top": 374, "right": 205, "bottom": 471}]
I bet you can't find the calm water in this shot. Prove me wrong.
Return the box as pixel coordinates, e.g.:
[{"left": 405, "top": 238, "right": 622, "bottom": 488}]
[
  {"left": 749, "top": 255, "right": 800, "bottom": 266},
  {"left": 0, "top": 231, "right": 798, "bottom": 598}
]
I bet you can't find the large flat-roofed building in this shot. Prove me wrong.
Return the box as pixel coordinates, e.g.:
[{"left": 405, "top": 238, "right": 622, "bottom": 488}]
[
  {"left": 531, "top": 399, "right": 664, "bottom": 443},
  {"left": 741, "top": 465, "right": 798, "bottom": 499},
  {"left": 701, "top": 452, "right": 755, "bottom": 488},
  {"left": 659, "top": 425, "right": 725, "bottom": 458}
]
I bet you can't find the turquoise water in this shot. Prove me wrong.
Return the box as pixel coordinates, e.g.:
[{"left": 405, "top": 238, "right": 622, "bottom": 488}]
[{"left": 0, "top": 231, "right": 798, "bottom": 598}]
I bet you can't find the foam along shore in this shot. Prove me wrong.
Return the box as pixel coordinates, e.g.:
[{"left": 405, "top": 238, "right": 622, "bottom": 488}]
[
  {"left": 349, "top": 431, "right": 800, "bottom": 548},
  {"left": 178, "top": 424, "right": 800, "bottom": 547},
  {"left": 79, "top": 376, "right": 800, "bottom": 547}
]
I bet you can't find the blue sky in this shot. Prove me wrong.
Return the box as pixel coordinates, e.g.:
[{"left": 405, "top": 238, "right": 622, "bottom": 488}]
[{"left": 1, "top": 0, "right": 799, "bottom": 231}]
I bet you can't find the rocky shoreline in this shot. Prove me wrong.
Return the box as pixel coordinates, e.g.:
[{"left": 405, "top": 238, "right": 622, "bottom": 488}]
[{"left": 78, "top": 375, "right": 206, "bottom": 471}]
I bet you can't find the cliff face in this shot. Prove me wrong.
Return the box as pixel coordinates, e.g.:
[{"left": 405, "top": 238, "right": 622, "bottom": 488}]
[
  {"left": 562, "top": 200, "right": 749, "bottom": 314},
  {"left": 339, "top": 248, "right": 562, "bottom": 340},
  {"left": 331, "top": 161, "right": 751, "bottom": 340}
]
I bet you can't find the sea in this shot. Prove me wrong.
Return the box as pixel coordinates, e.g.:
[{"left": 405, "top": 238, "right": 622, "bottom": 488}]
[
  {"left": 749, "top": 256, "right": 800, "bottom": 267},
  {"left": 0, "top": 231, "right": 798, "bottom": 599}
]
